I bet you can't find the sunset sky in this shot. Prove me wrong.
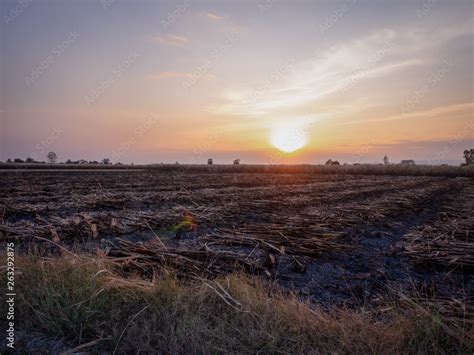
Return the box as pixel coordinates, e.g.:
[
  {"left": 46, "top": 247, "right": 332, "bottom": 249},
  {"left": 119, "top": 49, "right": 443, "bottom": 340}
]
[{"left": 1, "top": 0, "right": 473, "bottom": 164}]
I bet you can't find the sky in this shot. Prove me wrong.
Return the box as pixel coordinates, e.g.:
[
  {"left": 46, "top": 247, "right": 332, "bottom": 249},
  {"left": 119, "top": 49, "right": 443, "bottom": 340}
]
[{"left": 0, "top": 0, "right": 473, "bottom": 165}]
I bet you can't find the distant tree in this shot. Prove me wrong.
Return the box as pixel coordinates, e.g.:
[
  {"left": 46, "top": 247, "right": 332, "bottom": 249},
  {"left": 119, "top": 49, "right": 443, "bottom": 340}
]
[
  {"left": 102, "top": 158, "right": 111, "bottom": 165},
  {"left": 207, "top": 158, "right": 213, "bottom": 165},
  {"left": 6, "top": 158, "right": 12, "bottom": 163},
  {"left": 65, "top": 159, "right": 72, "bottom": 164},
  {"left": 47, "top": 152, "right": 57, "bottom": 164},
  {"left": 25, "top": 157, "right": 36, "bottom": 163},
  {"left": 233, "top": 159, "right": 240, "bottom": 165},
  {"left": 400, "top": 160, "right": 415, "bottom": 166},
  {"left": 325, "top": 159, "right": 340, "bottom": 166},
  {"left": 463, "top": 149, "right": 474, "bottom": 165},
  {"left": 14, "top": 158, "right": 24, "bottom": 163},
  {"left": 383, "top": 155, "right": 389, "bottom": 165}
]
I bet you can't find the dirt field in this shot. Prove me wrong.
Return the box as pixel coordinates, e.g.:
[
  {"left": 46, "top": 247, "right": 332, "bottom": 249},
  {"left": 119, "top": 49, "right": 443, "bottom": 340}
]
[{"left": 1, "top": 169, "right": 473, "bottom": 309}]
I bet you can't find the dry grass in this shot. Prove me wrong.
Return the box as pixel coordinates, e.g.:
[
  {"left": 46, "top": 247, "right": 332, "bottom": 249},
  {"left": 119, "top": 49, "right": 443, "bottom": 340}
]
[
  {"left": 403, "top": 182, "right": 474, "bottom": 269},
  {"left": 1, "top": 162, "right": 473, "bottom": 177},
  {"left": 1, "top": 254, "right": 472, "bottom": 354}
]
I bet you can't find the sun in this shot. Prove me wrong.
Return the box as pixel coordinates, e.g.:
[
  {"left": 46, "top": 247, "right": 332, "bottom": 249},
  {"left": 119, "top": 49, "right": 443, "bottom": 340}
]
[{"left": 270, "top": 123, "right": 309, "bottom": 153}]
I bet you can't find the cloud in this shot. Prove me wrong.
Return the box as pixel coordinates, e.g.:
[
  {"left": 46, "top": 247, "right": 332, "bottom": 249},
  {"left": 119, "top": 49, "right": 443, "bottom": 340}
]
[
  {"left": 153, "top": 34, "right": 189, "bottom": 47},
  {"left": 147, "top": 71, "right": 192, "bottom": 80},
  {"left": 213, "top": 21, "right": 473, "bottom": 117},
  {"left": 214, "top": 29, "right": 419, "bottom": 116},
  {"left": 200, "top": 11, "right": 243, "bottom": 34},
  {"left": 207, "top": 12, "right": 224, "bottom": 21},
  {"left": 338, "top": 102, "right": 474, "bottom": 126},
  {"left": 146, "top": 71, "right": 216, "bottom": 81}
]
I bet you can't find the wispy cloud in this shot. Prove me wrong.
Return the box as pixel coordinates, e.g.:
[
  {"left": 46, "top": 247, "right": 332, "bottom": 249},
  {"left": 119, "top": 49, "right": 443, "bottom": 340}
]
[
  {"left": 214, "top": 21, "right": 472, "bottom": 117},
  {"left": 146, "top": 71, "right": 216, "bottom": 81},
  {"left": 147, "top": 71, "right": 193, "bottom": 80},
  {"left": 199, "top": 10, "right": 243, "bottom": 34},
  {"left": 207, "top": 12, "right": 224, "bottom": 21},
  {"left": 338, "top": 102, "right": 474, "bottom": 126},
  {"left": 214, "top": 29, "right": 417, "bottom": 116},
  {"left": 153, "top": 33, "right": 189, "bottom": 47}
]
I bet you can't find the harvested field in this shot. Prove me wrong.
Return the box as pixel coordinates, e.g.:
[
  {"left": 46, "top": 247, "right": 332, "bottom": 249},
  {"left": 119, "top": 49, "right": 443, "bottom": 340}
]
[{"left": 1, "top": 169, "right": 473, "bottom": 351}]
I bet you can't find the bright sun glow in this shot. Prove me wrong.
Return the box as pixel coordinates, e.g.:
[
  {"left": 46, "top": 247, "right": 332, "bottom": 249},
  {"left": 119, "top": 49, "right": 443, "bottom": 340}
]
[{"left": 270, "top": 123, "right": 309, "bottom": 153}]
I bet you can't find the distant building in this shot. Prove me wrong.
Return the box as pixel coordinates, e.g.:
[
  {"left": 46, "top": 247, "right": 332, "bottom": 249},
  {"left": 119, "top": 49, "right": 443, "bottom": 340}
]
[
  {"left": 400, "top": 160, "right": 415, "bottom": 165},
  {"left": 207, "top": 158, "right": 213, "bottom": 165}
]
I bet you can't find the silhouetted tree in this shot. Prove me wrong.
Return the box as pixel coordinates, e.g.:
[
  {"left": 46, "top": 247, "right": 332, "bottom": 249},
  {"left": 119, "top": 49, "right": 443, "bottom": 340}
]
[
  {"left": 25, "top": 157, "right": 36, "bottom": 163},
  {"left": 47, "top": 152, "right": 57, "bottom": 164},
  {"left": 383, "top": 155, "right": 389, "bottom": 165},
  {"left": 6, "top": 158, "right": 12, "bottom": 163},
  {"left": 102, "top": 158, "right": 111, "bottom": 165},
  {"left": 14, "top": 158, "right": 24, "bottom": 163},
  {"left": 233, "top": 159, "right": 240, "bottom": 165},
  {"left": 325, "top": 159, "right": 340, "bottom": 166},
  {"left": 463, "top": 149, "right": 474, "bottom": 165}
]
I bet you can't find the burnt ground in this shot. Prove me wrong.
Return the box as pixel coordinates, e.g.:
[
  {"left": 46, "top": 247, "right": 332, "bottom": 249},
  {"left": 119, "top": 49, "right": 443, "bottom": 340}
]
[
  {"left": 279, "top": 183, "right": 473, "bottom": 306},
  {"left": 1, "top": 170, "right": 473, "bottom": 308}
]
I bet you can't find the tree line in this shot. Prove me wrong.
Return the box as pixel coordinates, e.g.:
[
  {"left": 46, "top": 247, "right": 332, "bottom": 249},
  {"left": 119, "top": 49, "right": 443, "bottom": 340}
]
[{"left": 2, "top": 150, "right": 474, "bottom": 166}]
